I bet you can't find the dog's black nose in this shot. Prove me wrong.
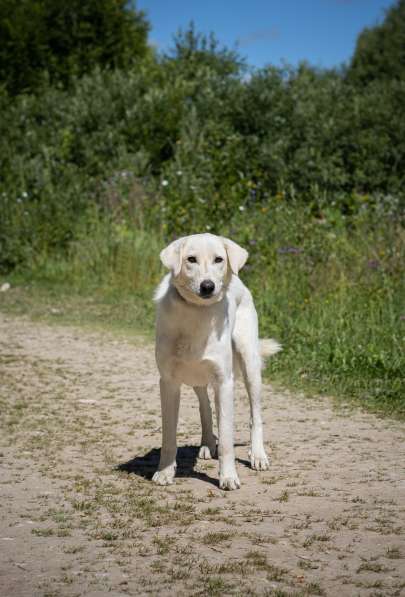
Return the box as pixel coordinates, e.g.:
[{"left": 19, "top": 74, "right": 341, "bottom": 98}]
[{"left": 200, "top": 280, "right": 215, "bottom": 297}]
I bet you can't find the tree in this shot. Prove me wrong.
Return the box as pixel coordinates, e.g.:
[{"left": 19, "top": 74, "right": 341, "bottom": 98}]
[
  {"left": 0, "top": 0, "right": 150, "bottom": 95},
  {"left": 347, "top": 0, "right": 405, "bottom": 85},
  {"left": 165, "top": 22, "right": 244, "bottom": 78}
]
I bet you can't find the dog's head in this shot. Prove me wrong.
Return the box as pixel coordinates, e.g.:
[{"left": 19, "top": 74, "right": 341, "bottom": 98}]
[{"left": 160, "top": 233, "right": 248, "bottom": 306}]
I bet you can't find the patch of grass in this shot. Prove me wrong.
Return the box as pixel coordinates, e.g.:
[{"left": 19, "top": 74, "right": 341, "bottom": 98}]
[
  {"left": 385, "top": 546, "right": 402, "bottom": 559},
  {"left": 201, "top": 531, "right": 234, "bottom": 545},
  {"left": 0, "top": 281, "right": 154, "bottom": 341},
  {"left": 262, "top": 476, "right": 283, "bottom": 485},
  {"left": 276, "top": 489, "right": 290, "bottom": 502},
  {"left": 303, "top": 533, "right": 331, "bottom": 548},
  {"left": 95, "top": 529, "right": 119, "bottom": 542},
  {"left": 357, "top": 561, "right": 389, "bottom": 573},
  {"left": 63, "top": 545, "right": 85, "bottom": 554},
  {"left": 298, "top": 559, "right": 319, "bottom": 570},
  {"left": 153, "top": 534, "right": 176, "bottom": 555},
  {"left": 245, "top": 550, "right": 287, "bottom": 580},
  {"left": 298, "top": 488, "right": 321, "bottom": 497},
  {"left": 31, "top": 527, "right": 54, "bottom": 537},
  {"left": 72, "top": 499, "right": 97, "bottom": 513},
  {"left": 201, "top": 506, "right": 221, "bottom": 517},
  {"left": 247, "top": 532, "right": 278, "bottom": 546},
  {"left": 200, "top": 559, "right": 250, "bottom": 576},
  {"left": 56, "top": 528, "right": 72, "bottom": 537},
  {"left": 199, "top": 575, "right": 233, "bottom": 596},
  {"left": 304, "top": 582, "right": 325, "bottom": 596}
]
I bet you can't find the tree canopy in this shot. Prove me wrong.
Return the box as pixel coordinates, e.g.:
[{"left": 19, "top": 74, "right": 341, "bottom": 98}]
[
  {"left": 348, "top": 0, "right": 405, "bottom": 85},
  {"left": 0, "top": 0, "right": 149, "bottom": 95}
]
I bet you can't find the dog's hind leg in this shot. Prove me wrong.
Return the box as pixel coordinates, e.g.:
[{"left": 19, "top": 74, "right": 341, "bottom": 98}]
[
  {"left": 238, "top": 355, "right": 270, "bottom": 470},
  {"left": 194, "top": 386, "right": 217, "bottom": 459},
  {"left": 233, "top": 310, "right": 270, "bottom": 471}
]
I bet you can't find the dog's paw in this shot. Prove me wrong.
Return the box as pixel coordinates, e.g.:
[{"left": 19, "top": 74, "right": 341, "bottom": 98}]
[
  {"left": 198, "top": 438, "right": 217, "bottom": 460},
  {"left": 198, "top": 445, "right": 213, "bottom": 459},
  {"left": 219, "top": 474, "right": 241, "bottom": 491},
  {"left": 152, "top": 466, "right": 176, "bottom": 486},
  {"left": 249, "top": 450, "right": 270, "bottom": 471}
]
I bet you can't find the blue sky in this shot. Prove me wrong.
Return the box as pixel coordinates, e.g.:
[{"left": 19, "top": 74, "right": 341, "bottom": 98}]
[{"left": 137, "top": 0, "right": 394, "bottom": 69}]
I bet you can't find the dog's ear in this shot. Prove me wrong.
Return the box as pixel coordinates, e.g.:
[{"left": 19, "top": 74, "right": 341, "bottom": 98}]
[
  {"left": 222, "top": 237, "right": 248, "bottom": 274},
  {"left": 160, "top": 238, "right": 185, "bottom": 276}
]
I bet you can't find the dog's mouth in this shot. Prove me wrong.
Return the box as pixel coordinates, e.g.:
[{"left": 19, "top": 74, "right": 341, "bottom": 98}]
[{"left": 174, "top": 283, "right": 222, "bottom": 306}]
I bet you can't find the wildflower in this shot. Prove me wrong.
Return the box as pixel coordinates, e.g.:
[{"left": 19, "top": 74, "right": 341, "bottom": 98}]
[
  {"left": 22, "top": 191, "right": 28, "bottom": 198},
  {"left": 176, "top": 170, "right": 183, "bottom": 176},
  {"left": 367, "top": 259, "right": 380, "bottom": 270},
  {"left": 161, "top": 179, "right": 169, "bottom": 187},
  {"left": 206, "top": 225, "right": 211, "bottom": 231},
  {"left": 277, "top": 247, "right": 302, "bottom": 255},
  {"left": 239, "top": 205, "right": 245, "bottom": 211}
]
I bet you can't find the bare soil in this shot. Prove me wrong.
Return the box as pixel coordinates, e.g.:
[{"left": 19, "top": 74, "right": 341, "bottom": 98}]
[{"left": 0, "top": 313, "right": 404, "bottom": 597}]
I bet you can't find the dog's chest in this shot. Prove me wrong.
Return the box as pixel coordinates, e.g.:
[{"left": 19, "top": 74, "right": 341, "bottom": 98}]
[
  {"left": 156, "top": 290, "right": 234, "bottom": 385},
  {"left": 167, "top": 323, "right": 228, "bottom": 386},
  {"left": 174, "top": 332, "right": 204, "bottom": 358}
]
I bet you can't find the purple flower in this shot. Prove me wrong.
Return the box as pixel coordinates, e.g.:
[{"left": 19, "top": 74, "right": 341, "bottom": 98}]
[
  {"left": 367, "top": 259, "right": 380, "bottom": 270},
  {"left": 277, "top": 246, "right": 302, "bottom": 255}
]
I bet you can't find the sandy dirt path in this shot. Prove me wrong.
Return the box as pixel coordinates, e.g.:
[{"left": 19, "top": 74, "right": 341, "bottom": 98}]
[{"left": 0, "top": 313, "right": 404, "bottom": 597}]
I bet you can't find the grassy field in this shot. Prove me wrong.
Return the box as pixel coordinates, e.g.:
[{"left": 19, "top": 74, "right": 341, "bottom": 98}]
[{"left": 1, "top": 202, "right": 404, "bottom": 419}]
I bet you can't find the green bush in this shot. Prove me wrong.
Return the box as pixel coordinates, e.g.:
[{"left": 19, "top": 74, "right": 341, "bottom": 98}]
[{"left": 2, "top": 56, "right": 404, "bottom": 271}]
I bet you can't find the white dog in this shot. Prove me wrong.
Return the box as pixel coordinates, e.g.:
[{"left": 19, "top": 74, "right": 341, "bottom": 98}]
[{"left": 153, "top": 233, "right": 280, "bottom": 490}]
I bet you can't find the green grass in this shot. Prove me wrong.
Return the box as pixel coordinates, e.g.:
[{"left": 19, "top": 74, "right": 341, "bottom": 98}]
[
  {"left": 1, "top": 203, "right": 403, "bottom": 419},
  {"left": 0, "top": 280, "right": 154, "bottom": 339}
]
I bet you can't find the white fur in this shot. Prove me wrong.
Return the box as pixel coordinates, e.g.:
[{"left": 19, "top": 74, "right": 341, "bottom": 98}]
[{"left": 153, "top": 233, "right": 281, "bottom": 490}]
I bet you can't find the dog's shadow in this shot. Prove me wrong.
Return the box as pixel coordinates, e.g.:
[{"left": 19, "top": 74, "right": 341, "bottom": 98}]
[
  {"left": 117, "top": 445, "right": 218, "bottom": 487},
  {"left": 116, "top": 444, "right": 251, "bottom": 488}
]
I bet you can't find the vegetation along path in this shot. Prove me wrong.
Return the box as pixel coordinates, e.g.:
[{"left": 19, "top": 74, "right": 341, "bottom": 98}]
[{"left": 1, "top": 313, "right": 404, "bottom": 596}]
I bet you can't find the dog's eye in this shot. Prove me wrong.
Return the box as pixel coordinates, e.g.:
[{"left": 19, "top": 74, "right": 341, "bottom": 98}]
[
  {"left": 214, "top": 256, "right": 224, "bottom": 263},
  {"left": 187, "top": 256, "right": 197, "bottom": 263}
]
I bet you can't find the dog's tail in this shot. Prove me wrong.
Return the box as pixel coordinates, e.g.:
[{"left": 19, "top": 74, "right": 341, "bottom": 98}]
[{"left": 260, "top": 338, "right": 282, "bottom": 360}]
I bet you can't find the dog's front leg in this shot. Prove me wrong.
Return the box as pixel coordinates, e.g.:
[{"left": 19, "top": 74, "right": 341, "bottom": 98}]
[
  {"left": 152, "top": 378, "right": 180, "bottom": 486},
  {"left": 214, "top": 380, "right": 240, "bottom": 490}
]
